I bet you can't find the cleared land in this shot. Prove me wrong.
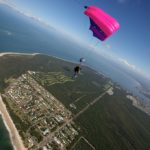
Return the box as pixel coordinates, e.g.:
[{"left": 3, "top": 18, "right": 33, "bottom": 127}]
[{"left": 75, "top": 88, "right": 150, "bottom": 150}]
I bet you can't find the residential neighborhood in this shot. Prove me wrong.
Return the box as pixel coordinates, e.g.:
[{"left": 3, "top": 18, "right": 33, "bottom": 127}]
[{"left": 3, "top": 71, "right": 79, "bottom": 150}]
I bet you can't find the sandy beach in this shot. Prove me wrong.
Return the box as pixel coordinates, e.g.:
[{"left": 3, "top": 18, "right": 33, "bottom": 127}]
[
  {"left": 0, "top": 52, "right": 80, "bottom": 65},
  {"left": 0, "top": 52, "right": 39, "bottom": 57},
  {"left": 0, "top": 94, "right": 26, "bottom": 150}
]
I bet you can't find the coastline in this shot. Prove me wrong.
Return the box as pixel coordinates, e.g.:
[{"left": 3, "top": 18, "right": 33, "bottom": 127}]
[
  {"left": 0, "top": 113, "right": 15, "bottom": 150},
  {"left": 0, "top": 52, "right": 40, "bottom": 57},
  {"left": 0, "top": 51, "right": 81, "bottom": 65},
  {"left": 0, "top": 51, "right": 78, "bottom": 150},
  {"left": 126, "top": 95, "right": 150, "bottom": 116},
  {"left": 0, "top": 94, "right": 26, "bottom": 150}
]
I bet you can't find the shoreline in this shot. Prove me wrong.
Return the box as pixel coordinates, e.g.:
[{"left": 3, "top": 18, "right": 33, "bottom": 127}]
[
  {"left": 0, "top": 51, "right": 83, "bottom": 65},
  {"left": 0, "top": 52, "right": 95, "bottom": 74},
  {"left": 0, "top": 113, "right": 16, "bottom": 150},
  {"left": 0, "top": 94, "right": 26, "bottom": 150},
  {"left": 0, "top": 52, "right": 40, "bottom": 57}
]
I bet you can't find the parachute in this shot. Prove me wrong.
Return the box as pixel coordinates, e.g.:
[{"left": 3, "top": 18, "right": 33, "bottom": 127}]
[
  {"left": 84, "top": 6, "right": 120, "bottom": 41},
  {"left": 79, "top": 57, "right": 86, "bottom": 63}
]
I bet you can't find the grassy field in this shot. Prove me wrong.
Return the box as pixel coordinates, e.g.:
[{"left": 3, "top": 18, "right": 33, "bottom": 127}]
[
  {"left": 31, "top": 71, "right": 74, "bottom": 86},
  {"left": 75, "top": 87, "right": 150, "bottom": 150},
  {"left": 0, "top": 54, "right": 73, "bottom": 92},
  {"left": 42, "top": 67, "right": 108, "bottom": 110}
]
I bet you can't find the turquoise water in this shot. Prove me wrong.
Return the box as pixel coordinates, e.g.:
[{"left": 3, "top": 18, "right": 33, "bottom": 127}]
[{"left": 0, "top": 115, "right": 13, "bottom": 150}]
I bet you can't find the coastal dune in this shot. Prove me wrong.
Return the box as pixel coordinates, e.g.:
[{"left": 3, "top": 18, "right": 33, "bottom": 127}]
[{"left": 0, "top": 94, "right": 26, "bottom": 150}]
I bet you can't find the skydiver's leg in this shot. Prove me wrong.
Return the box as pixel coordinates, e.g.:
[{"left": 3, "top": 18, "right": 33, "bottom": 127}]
[{"left": 74, "top": 72, "right": 78, "bottom": 78}]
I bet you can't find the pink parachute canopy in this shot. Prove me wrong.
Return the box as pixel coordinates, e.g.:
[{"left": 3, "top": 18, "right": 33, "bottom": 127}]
[{"left": 84, "top": 6, "right": 120, "bottom": 41}]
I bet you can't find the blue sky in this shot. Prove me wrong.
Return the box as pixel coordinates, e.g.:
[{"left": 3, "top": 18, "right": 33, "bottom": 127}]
[{"left": 0, "top": 0, "right": 150, "bottom": 79}]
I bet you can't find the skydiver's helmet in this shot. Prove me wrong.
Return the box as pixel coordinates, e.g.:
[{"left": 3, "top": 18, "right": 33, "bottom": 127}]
[{"left": 79, "top": 58, "right": 85, "bottom": 63}]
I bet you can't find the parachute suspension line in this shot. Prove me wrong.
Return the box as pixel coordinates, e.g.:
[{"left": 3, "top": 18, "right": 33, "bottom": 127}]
[
  {"left": 91, "top": 40, "right": 110, "bottom": 53},
  {"left": 94, "top": 40, "right": 99, "bottom": 48},
  {"left": 90, "top": 38, "right": 99, "bottom": 50},
  {"left": 91, "top": 40, "right": 99, "bottom": 53}
]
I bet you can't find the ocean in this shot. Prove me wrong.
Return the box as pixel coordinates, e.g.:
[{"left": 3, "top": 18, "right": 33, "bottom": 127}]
[
  {"left": 0, "top": 4, "right": 150, "bottom": 149},
  {"left": 0, "top": 115, "right": 13, "bottom": 150},
  {"left": 0, "top": 4, "right": 149, "bottom": 102}
]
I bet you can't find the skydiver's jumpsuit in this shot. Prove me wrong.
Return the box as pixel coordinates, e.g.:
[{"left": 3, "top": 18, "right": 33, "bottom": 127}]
[{"left": 74, "top": 66, "right": 80, "bottom": 78}]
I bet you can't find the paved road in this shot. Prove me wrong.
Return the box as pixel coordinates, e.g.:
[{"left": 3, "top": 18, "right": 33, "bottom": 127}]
[
  {"left": 37, "top": 87, "right": 111, "bottom": 149},
  {"left": 73, "top": 90, "right": 108, "bottom": 120},
  {"left": 71, "top": 136, "right": 96, "bottom": 150}
]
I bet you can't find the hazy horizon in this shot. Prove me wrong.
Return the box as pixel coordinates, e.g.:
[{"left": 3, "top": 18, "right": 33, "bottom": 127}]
[{"left": 0, "top": 2, "right": 150, "bottom": 103}]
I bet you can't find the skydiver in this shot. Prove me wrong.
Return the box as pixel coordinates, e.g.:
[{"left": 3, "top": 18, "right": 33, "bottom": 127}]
[{"left": 73, "top": 66, "right": 81, "bottom": 78}]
